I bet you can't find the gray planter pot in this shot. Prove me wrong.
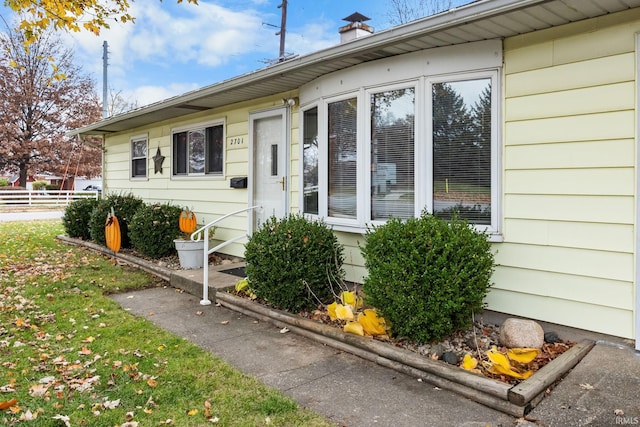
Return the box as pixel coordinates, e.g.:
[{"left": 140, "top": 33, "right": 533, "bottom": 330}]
[{"left": 173, "top": 239, "right": 205, "bottom": 269}]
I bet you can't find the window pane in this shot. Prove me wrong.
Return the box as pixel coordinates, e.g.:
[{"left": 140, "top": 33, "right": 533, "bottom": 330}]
[
  {"left": 303, "top": 107, "right": 318, "bottom": 214},
  {"left": 205, "top": 125, "right": 223, "bottom": 174},
  {"left": 189, "top": 130, "right": 205, "bottom": 174},
  {"left": 328, "top": 98, "right": 357, "bottom": 219},
  {"left": 173, "top": 132, "right": 187, "bottom": 175},
  {"left": 132, "top": 139, "right": 146, "bottom": 159},
  {"left": 432, "top": 79, "right": 491, "bottom": 224},
  {"left": 132, "top": 159, "right": 146, "bottom": 177},
  {"left": 371, "top": 88, "right": 414, "bottom": 220}
]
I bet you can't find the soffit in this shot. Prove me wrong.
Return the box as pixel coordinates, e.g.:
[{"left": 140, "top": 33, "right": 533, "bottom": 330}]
[{"left": 76, "top": 0, "right": 640, "bottom": 135}]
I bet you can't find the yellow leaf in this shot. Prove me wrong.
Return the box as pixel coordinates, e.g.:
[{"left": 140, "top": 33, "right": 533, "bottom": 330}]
[
  {"left": 147, "top": 378, "right": 158, "bottom": 387},
  {"left": 327, "top": 302, "right": 338, "bottom": 321},
  {"left": 144, "top": 408, "right": 153, "bottom": 414},
  {"left": 507, "top": 348, "right": 540, "bottom": 364},
  {"left": 486, "top": 346, "right": 511, "bottom": 371},
  {"left": 234, "top": 278, "right": 249, "bottom": 293},
  {"left": 340, "top": 291, "right": 356, "bottom": 307},
  {"left": 187, "top": 408, "right": 199, "bottom": 416},
  {"left": 461, "top": 354, "right": 478, "bottom": 370},
  {"left": 487, "top": 362, "right": 533, "bottom": 380},
  {"left": 343, "top": 321, "right": 364, "bottom": 336},
  {"left": 335, "top": 304, "right": 354, "bottom": 321},
  {"left": 357, "top": 309, "right": 387, "bottom": 336}
]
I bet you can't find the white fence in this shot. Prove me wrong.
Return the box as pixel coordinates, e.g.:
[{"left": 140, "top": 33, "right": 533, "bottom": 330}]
[{"left": 0, "top": 190, "right": 99, "bottom": 207}]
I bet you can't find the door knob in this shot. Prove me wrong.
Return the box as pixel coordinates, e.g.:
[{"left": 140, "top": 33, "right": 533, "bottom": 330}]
[{"left": 278, "top": 177, "right": 286, "bottom": 191}]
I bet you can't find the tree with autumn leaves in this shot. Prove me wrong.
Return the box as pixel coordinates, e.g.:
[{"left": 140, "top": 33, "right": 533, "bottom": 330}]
[{"left": 0, "top": 27, "right": 102, "bottom": 188}]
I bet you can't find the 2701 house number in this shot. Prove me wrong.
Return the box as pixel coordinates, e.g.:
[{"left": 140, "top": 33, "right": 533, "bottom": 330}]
[{"left": 229, "top": 137, "right": 244, "bottom": 145}]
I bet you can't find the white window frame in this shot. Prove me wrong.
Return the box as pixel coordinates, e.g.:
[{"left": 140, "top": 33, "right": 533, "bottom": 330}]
[
  {"left": 171, "top": 119, "right": 226, "bottom": 179},
  {"left": 130, "top": 134, "right": 148, "bottom": 180},
  {"left": 299, "top": 57, "right": 502, "bottom": 242},
  {"left": 426, "top": 70, "right": 501, "bottom": 236}
]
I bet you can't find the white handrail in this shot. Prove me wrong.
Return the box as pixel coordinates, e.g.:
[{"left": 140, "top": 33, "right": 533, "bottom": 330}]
[{"left": 197, "top": 205, "right": 262, "bottom": 305}]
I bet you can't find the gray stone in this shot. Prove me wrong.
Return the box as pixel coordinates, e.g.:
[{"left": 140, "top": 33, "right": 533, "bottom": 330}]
[
  {"left": 430, "top": 344, "right": 444, "bottom": 359},
  {"left": 544, "top": 331, "right": 560, "bottom": 344},
  {"left": 499, "top": 318, "right": 544, "bottom": 349},
  {"left": 442, "top": 351, "right": 458, "bottom": 365}
]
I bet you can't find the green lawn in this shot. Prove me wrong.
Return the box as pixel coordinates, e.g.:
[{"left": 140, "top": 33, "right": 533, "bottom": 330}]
[{"left": 0, "top": 220, "right": 332, "bottom": 426}]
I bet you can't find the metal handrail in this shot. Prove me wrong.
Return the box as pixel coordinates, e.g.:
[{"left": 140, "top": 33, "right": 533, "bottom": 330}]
[{"left": 195, "top": 205, "right": 262, "bottom": 305}]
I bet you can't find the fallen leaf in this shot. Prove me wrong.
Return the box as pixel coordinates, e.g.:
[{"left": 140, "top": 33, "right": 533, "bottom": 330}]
[
  {"left": 507, "top": 348, "right": 540, "bottom": 364},
  {"left": 52, "top": 415, "right": 71, "bottom": 427},
  {"left": 461, "top": 354, "right": 478, "bottom": 370},
  {"left": 614, "top": 409, "right": 625, "bottom": 416},
  {"left": 187, "top": 408, "right": 199, "bottom": 416},
  {"left": 196, "top": 311, "right": 204, "bottom": 316},
  {"left": 580, "top": 383, "right": 594, "bottom": 390},
  {"left": 0, "top": 398, "right": 18, "bottom": 410},
  {"left": 279, "top": 327, "right": 289, "bottom": 334},
  {"left": 343, "top": 321, "right": 364, "bottom": 336},
  {"left": 221, "top": 320, "right": 229, "bottom": 325},
  {"left": 147, "top": 378, "right": 158, "bottom": 387}
]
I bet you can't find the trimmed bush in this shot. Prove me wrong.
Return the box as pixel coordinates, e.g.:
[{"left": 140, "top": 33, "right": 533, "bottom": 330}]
[
  {"left": 361, "top": 212, "right": 494, "bottom": 344},
  {"left": 88, "top": 193, "right": 144, "bottom": 248},
  {"left": 245, "top": 214, "right": 344, "bottom": 312},
  {"left": 62, "top": 198, "right": 99, "bottom": 240},
  {"left": 129, "top": 203, "right": 183, "bottom": 258},
  {"left": 0, "top": 178, "right": 8, "bottom": 187},
  {"left": 32, "top": 181, "right": 47, "bottom": 190}
]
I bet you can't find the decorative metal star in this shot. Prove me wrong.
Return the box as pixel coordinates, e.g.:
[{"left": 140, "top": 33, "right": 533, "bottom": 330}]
[{"left": 152, "top": 147, "right": 165, "bottom": 174}]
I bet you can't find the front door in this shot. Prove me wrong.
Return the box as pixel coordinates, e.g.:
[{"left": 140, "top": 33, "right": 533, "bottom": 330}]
[{"left": 250, "top": 108, "right": 288, "bottom": 232}]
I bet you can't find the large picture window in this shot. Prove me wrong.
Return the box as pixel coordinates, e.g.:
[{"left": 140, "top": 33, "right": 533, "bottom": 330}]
[
  {"left": 301, "top": 70, "right": 498, "bottom": 235},
  {"left": 173, "top": 123, "right": 224, "bottom": 176},
  {"left": 131, "top": 136, "right": 147, "bottom": 178}
]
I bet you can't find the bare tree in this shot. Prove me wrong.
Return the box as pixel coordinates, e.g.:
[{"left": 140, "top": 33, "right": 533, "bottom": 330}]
[
  {"left": 0, "top": 27, "right": 102, "bottom": 187},
  {"left": 386, "top": 0, "right": 453, "bottom": 26},
  {"left": 106, "top": 88, "right": 139, "bottom": 117}
]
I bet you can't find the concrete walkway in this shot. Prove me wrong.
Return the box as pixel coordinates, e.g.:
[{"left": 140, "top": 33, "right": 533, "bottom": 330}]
[{"left": 111, "top": 286, "right": 640, "bottom": 427}]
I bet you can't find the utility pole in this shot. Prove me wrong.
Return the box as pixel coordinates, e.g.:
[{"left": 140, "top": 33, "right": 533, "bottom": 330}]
[
  {"left": 102, "top": 41, "right": 108, "bottom": 118},
  {"left": 276, "top": 0, "right": 287, "bottom": 61}
]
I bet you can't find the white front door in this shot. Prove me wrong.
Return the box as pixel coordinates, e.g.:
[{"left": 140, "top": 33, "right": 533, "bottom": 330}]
[{"left": 250, "top": 108, "right": 288, "bottom": 232}]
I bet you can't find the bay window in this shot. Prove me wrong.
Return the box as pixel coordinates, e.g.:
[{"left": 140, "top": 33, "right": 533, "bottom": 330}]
[{"left": 301, "top": 70, "right": 499, "bottom": 235}]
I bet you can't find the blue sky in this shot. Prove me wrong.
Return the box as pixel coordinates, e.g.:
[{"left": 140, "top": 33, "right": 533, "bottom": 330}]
[{"left": 2, "top": 0, "right": 469, "bottom": 108}]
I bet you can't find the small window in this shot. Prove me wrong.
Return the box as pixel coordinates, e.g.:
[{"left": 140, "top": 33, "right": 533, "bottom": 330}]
[
  {"left": 131, "top": 137, "right": 147, "bottom": 178},
  {"left": 302, "top": 107, "right": 319, "bottom": 214},
  {"left": 173, "top": 123, "right": 224, "bottom": 176}
]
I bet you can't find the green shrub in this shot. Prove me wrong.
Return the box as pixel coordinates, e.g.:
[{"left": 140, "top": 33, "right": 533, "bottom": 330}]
[
  {"left": 32, "top": 180, "right": 47, "bottom": 190},
  {"left": 88, "top": 193, "right": 144, "bottom": 248},
  {"left": 45, "top": 184, "right": 60, "bottom": 191},
  {"left": 129, "top": 203, "right": 183, "bottom": 258},
  {"left": 245, "top": 214, "right": 344, "bottom": 312},
  {"left": 62, "top": 198, "right": 99, "bottom": 240},
  {"left": 0, "top": 178, "right": 8, "bottom": 187},
  {"left": 361, "top": 211, "right": 494, "bottom": 344}
]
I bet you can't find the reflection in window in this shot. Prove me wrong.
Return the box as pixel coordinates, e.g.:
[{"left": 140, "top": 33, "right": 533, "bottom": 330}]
[
  {"left": 432, "top": 79, "right": 491, "bottom": 225},
  {"left": 131, "top": 137, "right": 147, "bottom": 178},
  {"left": 303, "top": 107, "right": 318, "bottom": 214},
  {"left": 173, "top": 124, "right": 224, "bottom": 176},
  {"left": 328, "top": 98, "right": 357, "bottom": 219},
  {"left": 371, "top": 88, "right": 414, "bottom": 220}
]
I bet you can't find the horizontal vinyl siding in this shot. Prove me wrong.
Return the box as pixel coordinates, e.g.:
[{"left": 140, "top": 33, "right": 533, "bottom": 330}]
[
  {"left": 103, "top": 93, "right": 298, "bottom": 258},
  {"left": 492, "top": 11, "right": 639, "bottom": 338}
]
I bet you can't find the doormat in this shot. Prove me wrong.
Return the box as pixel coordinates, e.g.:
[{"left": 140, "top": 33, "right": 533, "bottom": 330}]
[{"left": 218, "top": 266, "right": 246, "bottom": 278}]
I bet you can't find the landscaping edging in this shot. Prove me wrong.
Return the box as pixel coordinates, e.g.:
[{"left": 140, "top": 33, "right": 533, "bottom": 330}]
[
  {"left": 216, "top": 291, "right": 595, "bottom": 417},
  {"left": 56, "top": 234, "right": 596, "bottom": 417}
]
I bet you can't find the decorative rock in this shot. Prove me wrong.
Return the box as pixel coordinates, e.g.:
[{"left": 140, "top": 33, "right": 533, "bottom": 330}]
[
  {"left": 499, "top": 318, "right": 544, "bottom": 349},
  {"left": 465, "top": 336, "right": 479, "bottom": 351},
  {"left": 430, "top": 344, "right": 444, "bottom": 359},
  {"left": 441, "top": 351, "right": 458, "bottom": 365},
  {"left": 544, "top": 331, "right": 560, "bottom": 344}
]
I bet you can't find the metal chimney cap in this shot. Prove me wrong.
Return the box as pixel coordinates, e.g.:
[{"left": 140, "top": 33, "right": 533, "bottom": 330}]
[{"left": 342, "top": 12, "right": 371, "bottom": 23}]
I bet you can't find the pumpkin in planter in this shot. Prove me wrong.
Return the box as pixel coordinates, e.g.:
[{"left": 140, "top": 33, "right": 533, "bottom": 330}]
[
  {"left": 105, "top": 208, "right": 121, "bottom": 252},
  {"left": 179, "top": 209, "right": 197, "bottom": 234}
]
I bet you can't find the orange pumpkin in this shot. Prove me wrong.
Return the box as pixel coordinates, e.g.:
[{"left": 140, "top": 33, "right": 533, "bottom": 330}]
[
  {"left": 105, "top": 208, "right": 121, "bottom": 252},
  {"left": 179, "top": 209, "right": 197, "bottom": 234}
]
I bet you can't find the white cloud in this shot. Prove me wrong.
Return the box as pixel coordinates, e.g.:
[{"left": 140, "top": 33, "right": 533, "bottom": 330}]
[{"left": 129, "top": 82, "right": 201, "bottom": 107}]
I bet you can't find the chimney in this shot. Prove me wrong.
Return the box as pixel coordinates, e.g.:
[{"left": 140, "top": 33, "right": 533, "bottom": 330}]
[{"left": 339, "top": 12, "right": 374, "bottom": 43}]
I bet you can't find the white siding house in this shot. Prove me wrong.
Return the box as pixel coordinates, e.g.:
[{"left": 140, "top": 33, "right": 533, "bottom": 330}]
[{"left": 75, "top": 0, "right": 640, "bottom": 350}]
